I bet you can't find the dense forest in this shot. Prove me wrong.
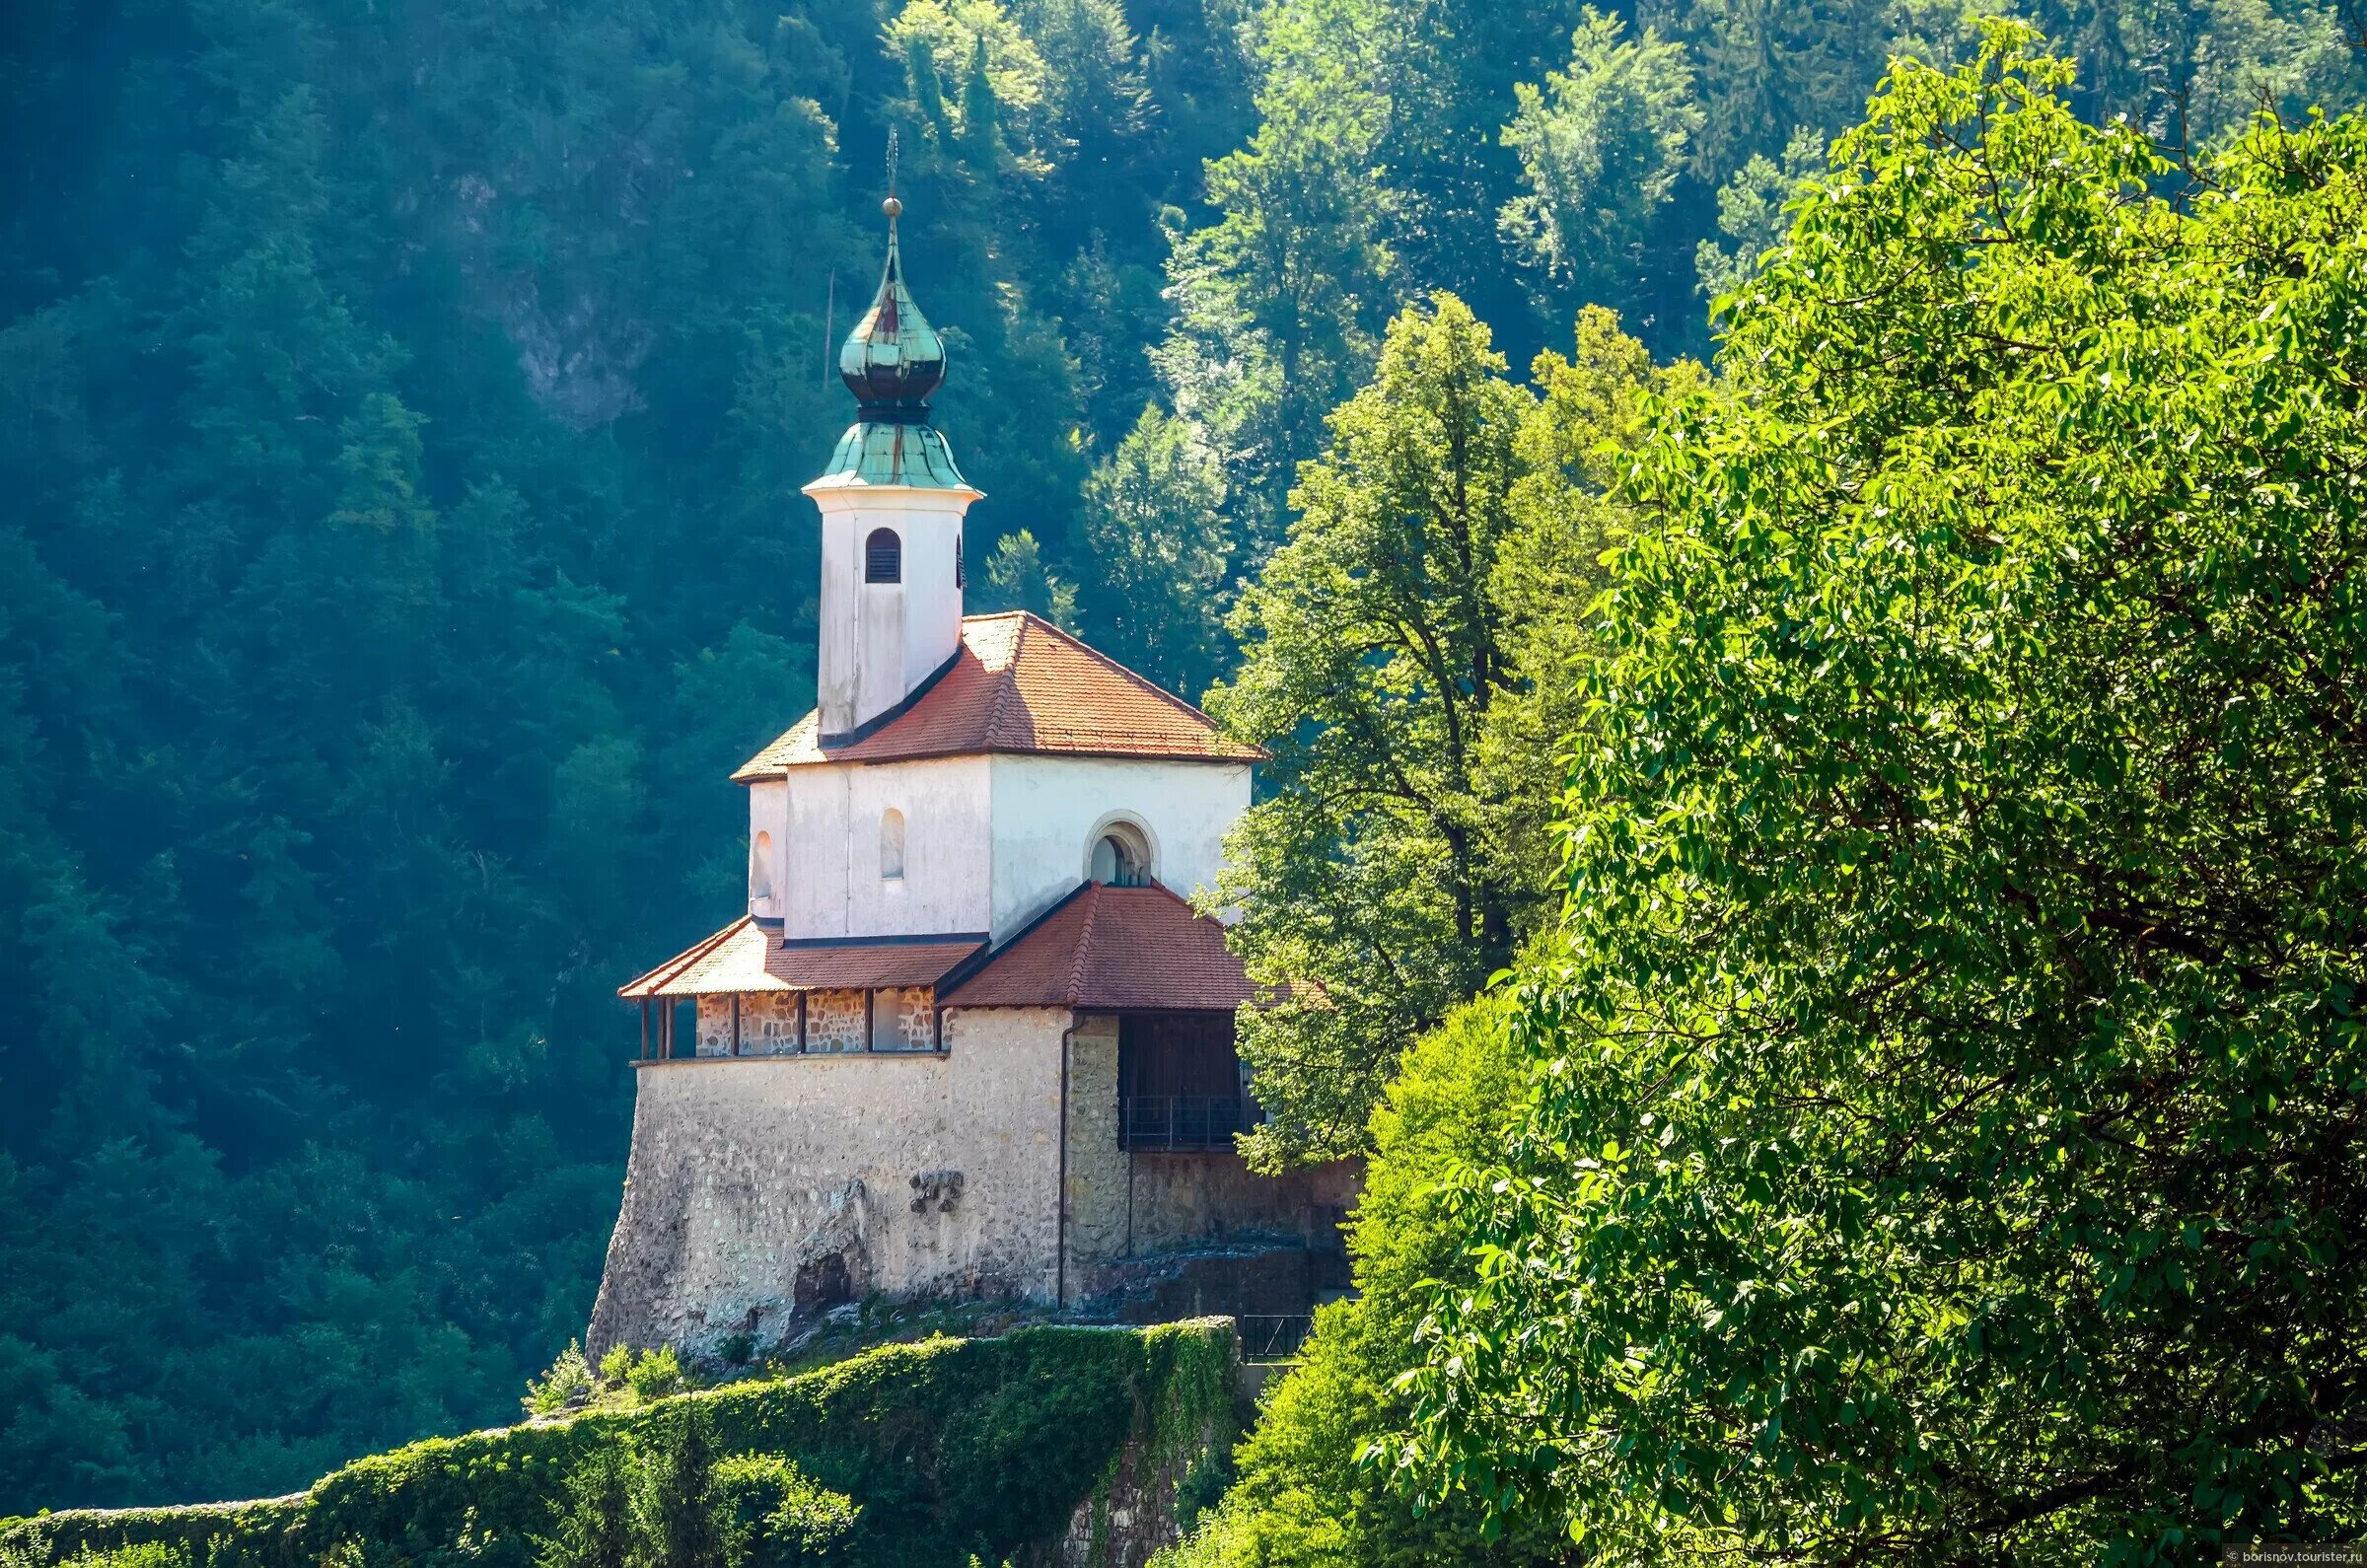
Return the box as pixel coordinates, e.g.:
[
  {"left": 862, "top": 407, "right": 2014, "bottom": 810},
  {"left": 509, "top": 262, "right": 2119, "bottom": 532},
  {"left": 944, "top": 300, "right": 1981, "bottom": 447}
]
[{"left": 3, "top": 0, "right": 2364, "bottom": 1528}]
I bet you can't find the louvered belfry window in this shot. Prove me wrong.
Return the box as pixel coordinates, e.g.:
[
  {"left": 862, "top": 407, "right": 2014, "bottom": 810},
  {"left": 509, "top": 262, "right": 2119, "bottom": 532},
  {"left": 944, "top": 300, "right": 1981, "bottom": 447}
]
[{"left": 865, "top": 528, "right": 901, "bottom": 584}]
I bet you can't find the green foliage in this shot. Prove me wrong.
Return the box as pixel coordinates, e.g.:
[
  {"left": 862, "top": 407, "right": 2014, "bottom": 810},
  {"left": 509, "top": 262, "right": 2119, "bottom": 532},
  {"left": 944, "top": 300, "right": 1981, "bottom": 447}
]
[
  {"left": 1154, "top": 999, "right": 1558, "bottom": 1568},
  {"left": 1078, "top": 404, "right": 1233, "bottom": 697},
  {"left": 1499, "top": 9, "right": 1704, "bottom": 317},
  {"left": 1692, "top": 128, "right": 1825, "bottom": 302},
  {"left": 1211, "top": 295, "right": 1672, "bottom": 1165},
  {"left": 524, "top": 1343, "right": 596, "bottom": 1418},
  {"left": 3, "top": 1323, "right": 1236, "bottom": 1568},
  {"left": 711, "top": 1452, "right": 861, "bottom": 1566},
  {"left": 978, "top": 529, "right": 1079, "bottom": 627},
  {"left": 537, "top": 1445, "right": 634, "bottom": 1568},
  {"left": 1402, "top": 27, "right": 2367, "bottom": 1561},
  {"left": 620, "top": 1347, "right": 687, "bottom": 1405}
]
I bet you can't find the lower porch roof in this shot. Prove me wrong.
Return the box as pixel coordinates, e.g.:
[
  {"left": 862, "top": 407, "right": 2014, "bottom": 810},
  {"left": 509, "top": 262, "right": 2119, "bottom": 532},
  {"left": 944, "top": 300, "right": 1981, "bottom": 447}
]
[{"left": 617, "top": 918, "right": 984, "bottom": 1000}]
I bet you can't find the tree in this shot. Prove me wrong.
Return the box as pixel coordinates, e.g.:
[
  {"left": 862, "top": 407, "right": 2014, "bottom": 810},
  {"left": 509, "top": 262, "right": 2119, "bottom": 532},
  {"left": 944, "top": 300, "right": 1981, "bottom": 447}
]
[
  {"left": 1498, "top": 9, "right": 1704, "bottom": 319},
  {"left": 1077, "top": 403, "right": 1232, "bottom": 697},
  {"left": 1154, "top": 997, "right": 1570, "bottom": 1567},
  {"left": 1403, "top": 29, "right": 2367, "bottom": 1560},
  {"left": 539, "top": 1445, "right": 634, "bottom": 1568},
  {"left": 1209, "top": 296, "right": 1668, "bottom": 1165},
  {"left": 1691, "top": 127, "right": 1823, "bottom": 303},
  {"left": 979, "top": 529, "right": 1079, "bottom": 626},
  {"left": 1209, "top": 296, "right": 1526, "bottom": 1165},
  {"left": 537, "top": 1422, "right": 858, "bottom": 1568}
]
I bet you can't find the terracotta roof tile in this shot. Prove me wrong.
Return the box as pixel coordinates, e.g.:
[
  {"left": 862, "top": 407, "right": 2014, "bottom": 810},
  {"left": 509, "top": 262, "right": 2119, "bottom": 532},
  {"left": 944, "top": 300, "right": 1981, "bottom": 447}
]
[
  {"left": 620, "top": 919, "right": 983, "bottom": 998},
  {"left": 619, "top": 917, "right": 784, "bottom": 999},
  {"left": 733, "top": 612, "right": 1264, "bottom": 780},
  {"left": 939, "top": 882, "right": 1255, "bottom": 1011},
  {"left": 765, "top": 937, "right": 983, "bottom": 990}
]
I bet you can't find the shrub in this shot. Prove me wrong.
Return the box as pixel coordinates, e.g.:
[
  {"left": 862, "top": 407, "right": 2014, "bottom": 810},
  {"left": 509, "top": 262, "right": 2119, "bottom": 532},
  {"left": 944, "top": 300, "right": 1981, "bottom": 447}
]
[
  {"left": 621, "top": 1347, "right": 685, "bottom": 1404},
  {"left": 523, "top": 1341, "right": 595, "bottom": 1416}
]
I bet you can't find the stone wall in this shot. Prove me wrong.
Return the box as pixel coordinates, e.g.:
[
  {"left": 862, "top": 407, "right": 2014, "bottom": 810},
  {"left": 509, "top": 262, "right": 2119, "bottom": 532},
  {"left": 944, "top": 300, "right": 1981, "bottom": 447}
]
[
  {"left": 694, "top": 992, "right": 802, "bottom": 1056},
  {"left": 808, "top": 988, "right": 867, "bottom": 1053},
  {"left": 591, "top": 1003, "right": 1361, "bottom": 1358},
  {"left": 1060, "top": 1013, "right": 1361, "bottom": 1291},
  {"left": 588, "top": 1007, "right": 1069, "bottom": 1358}
]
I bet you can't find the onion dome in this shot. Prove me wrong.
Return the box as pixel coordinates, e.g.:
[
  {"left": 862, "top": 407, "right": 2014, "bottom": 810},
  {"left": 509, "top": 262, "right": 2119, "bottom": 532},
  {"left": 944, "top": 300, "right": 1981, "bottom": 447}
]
[
  {"left": 812, "top": 196, "right": 975, "bottom": 493},
  {"left": 838, "top": 197, "right": 946, "bottom": 419}
]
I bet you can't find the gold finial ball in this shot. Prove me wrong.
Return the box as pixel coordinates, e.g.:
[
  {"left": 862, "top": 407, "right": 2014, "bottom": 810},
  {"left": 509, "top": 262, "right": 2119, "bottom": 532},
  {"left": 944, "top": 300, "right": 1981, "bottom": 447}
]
[{"left": 883, "top": 195, "right": 903, "bottom": 220}]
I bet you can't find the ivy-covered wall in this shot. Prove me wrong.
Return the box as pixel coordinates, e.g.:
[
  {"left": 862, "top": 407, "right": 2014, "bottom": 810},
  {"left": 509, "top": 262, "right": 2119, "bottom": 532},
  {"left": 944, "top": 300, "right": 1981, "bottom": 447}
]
[{"left": 0, "top": 1322, "right": 1239, "bottom": 1568}]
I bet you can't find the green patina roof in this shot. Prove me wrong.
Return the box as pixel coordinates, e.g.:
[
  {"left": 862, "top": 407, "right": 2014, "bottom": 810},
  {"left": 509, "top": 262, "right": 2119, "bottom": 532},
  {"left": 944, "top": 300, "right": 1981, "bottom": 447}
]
[
  {"left": 813, "top": 200, "right": 972, "bottom": 492},
  {"left": 837, "top": 220, "right": 947, "bottom": 410},
  {"left": 813, "top": 419, "right": 972, "bottom": 490}
]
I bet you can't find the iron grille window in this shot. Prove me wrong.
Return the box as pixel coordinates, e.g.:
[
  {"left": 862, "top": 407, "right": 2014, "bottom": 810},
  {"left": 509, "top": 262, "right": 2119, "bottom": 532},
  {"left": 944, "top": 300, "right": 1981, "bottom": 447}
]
[{"left": 865, "top": 528, "right": 901, "bottom": 584}]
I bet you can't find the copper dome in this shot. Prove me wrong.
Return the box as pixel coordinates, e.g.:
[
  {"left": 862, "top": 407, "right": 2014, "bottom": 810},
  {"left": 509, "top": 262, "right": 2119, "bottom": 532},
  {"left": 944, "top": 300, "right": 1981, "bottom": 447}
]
[{"left": 838, "top": 210, "right": 946, "bottom": 418}]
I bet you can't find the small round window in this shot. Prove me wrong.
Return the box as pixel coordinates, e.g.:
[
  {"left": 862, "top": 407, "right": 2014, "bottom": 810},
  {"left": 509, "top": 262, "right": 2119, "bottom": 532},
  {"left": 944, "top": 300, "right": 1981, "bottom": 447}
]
[{"left": 1090, "top": 823, "right": 1150, "bottom": 887}]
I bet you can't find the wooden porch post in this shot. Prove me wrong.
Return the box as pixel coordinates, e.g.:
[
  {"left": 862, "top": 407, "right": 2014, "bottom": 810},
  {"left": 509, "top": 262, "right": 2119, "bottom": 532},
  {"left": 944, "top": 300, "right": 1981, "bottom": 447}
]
[
  {"left": 796, "top": 991, "right": 808, "bottom": 1054},
  {"left": 731, "top": 994, "right": 743, "bottom": 1058},
  {"left": 639, "top": 999, "right": 650, "bottom": 1061},
  {"left": 863, "top": 989, "right": 876, "bottom": 1053}
]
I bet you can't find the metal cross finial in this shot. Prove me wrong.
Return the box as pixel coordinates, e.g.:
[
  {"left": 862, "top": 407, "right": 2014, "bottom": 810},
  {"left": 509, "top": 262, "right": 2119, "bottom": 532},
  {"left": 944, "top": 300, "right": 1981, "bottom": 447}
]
[{"left": 883, "top": 128, "right": 901, "bottom": 222}]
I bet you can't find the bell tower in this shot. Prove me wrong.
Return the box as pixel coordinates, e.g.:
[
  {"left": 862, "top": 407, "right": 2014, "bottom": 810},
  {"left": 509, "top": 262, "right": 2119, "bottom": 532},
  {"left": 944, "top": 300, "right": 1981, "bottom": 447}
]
[{"left": 806, "top": 190, "right": 982, "bottom": 740}]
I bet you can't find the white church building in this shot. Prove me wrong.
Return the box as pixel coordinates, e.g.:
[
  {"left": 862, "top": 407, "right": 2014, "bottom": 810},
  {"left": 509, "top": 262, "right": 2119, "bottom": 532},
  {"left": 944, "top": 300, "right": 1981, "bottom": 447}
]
[{"left": 587, "top": 199, "right": 1357, "bottom": 1357}]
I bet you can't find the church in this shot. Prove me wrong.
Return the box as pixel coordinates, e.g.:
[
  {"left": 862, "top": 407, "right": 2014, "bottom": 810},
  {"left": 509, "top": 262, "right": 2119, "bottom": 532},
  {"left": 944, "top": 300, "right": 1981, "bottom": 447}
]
[{"left": 586, "top": 198, "right": 1358, "bottom": 1358}]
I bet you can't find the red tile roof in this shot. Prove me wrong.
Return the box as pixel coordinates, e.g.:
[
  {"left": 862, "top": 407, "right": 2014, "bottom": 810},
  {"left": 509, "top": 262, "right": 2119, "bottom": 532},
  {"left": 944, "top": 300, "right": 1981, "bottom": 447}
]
[
  {"left": 619, "top": 918, "right": 981, "bottom": 998},
  {"left": 939, "top": 882, "right": 1255, "bottom": 1011},
  {"left": 733, "top": 611, "right": 1265, "bottom": 780},
  {"left": 765, "top": 936, "right": 983, "bottom": 990},
  {"left": 620, "top": 918, "right": 776, "bottom": 999}
]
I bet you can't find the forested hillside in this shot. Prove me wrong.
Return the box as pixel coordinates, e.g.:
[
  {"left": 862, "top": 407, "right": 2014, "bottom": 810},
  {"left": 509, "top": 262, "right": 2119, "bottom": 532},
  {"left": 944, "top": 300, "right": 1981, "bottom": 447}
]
[{"left": 2, "top": 0, "right": 2360, "bottom": 1514}]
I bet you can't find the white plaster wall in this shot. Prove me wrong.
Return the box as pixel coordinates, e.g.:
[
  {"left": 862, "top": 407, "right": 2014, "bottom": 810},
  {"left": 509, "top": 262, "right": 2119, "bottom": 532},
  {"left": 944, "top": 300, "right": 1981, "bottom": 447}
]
[
  {"left": 988, "top": 755, "right": 1253, "bottom": 939},
  {"left": 779, "top": 754, "right": 992, "bottom": 939},
  {"left": 808, "top": 484, "right": 972, "bottom": 734},
  {"left": 585, "top": 1007, "right": 1070, "bottom": 1356}
]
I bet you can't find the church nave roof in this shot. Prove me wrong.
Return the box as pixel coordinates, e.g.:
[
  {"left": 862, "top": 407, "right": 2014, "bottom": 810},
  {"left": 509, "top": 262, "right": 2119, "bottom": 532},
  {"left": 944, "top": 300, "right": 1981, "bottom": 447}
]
[{"left": 732, "top": 610, "right": 1265, "bottom": 779}]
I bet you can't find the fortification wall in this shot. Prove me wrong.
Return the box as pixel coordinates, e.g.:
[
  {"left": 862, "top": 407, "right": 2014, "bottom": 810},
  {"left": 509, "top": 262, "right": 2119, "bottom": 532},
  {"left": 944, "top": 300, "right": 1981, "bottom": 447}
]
[
  {"left": 587, "top": 1007, "right": 1068, "bottom": 1358},
  {"left": 1061, "top": 1016, "right": 1361, "bottom": 1283},
  {"left": 590, "top": 1005, "right": 1362, "bottom": 1358}
]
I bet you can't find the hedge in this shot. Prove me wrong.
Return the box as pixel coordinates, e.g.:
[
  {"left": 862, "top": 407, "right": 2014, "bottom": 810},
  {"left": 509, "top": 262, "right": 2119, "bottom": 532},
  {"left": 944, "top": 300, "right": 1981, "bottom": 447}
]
[{"left": 0, "top": 1321, "right": 1238, "bottom": 1568}]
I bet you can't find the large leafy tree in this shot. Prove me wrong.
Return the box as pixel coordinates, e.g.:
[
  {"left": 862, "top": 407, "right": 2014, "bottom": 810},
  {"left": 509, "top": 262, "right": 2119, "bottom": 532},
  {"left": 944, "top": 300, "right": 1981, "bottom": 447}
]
[
  {"left": 1405, "top": 29, "right": 2367, "bottom": 1559},
  {"left": 1209, "top": 296, "right": 1668, "bottom": 1166}
]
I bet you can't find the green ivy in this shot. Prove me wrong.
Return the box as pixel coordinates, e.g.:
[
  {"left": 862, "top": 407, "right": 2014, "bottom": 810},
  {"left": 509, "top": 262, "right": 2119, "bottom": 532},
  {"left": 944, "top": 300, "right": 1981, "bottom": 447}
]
[{"left": 1, "top": 1325, "right": 1238, "bottom": 1568}]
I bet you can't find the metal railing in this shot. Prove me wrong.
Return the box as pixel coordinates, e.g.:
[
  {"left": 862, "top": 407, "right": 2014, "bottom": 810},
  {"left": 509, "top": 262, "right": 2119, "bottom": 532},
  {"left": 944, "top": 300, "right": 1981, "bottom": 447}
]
[
  {"left": 1236, "top": 1315, "right": 1315, "bottom": 1362},
  {"left": 1118, "top": 1095, "right": 1258, "bottom": 1151}
]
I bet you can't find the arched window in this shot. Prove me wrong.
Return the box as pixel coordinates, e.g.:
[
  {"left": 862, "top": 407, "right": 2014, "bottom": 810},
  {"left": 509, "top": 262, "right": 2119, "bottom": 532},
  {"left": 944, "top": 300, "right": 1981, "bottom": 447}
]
[
  {"left": 880, "top": 809, "right": 905, "bottom": 881},
  {"left": 955, "top": 531, "right": 964, "bottom": 590},
  {"left": 750, "top": 830, "right": 775, "bottom": 902},
  {"left": 1090, "top": 822, "right": 1151, "bottom": 888},
  {"left": 865, "top": 528, "right": 901, "bottom": 584}
]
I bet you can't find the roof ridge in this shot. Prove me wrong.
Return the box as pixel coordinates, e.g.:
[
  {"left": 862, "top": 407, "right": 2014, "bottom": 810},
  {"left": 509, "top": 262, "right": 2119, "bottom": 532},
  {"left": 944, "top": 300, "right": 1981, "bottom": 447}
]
[
  {"left": 979, "top": 619, "right": 1024, "bottom": 742},
  {"left": 1065, "top": 882, "right": 1102, "bottom": 1007}
]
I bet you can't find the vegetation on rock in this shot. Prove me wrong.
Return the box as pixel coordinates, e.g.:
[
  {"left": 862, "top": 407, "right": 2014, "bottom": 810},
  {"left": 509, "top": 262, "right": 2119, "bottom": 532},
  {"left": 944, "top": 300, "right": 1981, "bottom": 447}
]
[{"left": 1, "top": 1322, "right": 1235, "bottom": 1568}]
